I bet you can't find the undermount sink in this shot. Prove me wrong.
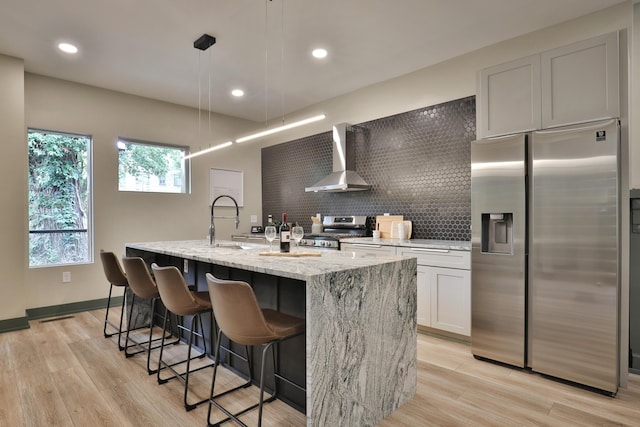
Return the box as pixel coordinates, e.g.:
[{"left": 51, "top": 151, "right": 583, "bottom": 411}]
[{"left": 214, "top": 243, "right": 249, "bottom": 250}]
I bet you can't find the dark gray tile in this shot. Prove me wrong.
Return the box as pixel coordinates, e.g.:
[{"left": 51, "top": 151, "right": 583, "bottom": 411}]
[{"left": 262, "top": 96, "right": 474, "bottom": 241}]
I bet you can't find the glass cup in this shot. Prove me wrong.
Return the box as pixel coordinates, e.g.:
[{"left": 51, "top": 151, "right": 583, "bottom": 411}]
[
  {"left": 292, "top": 226, "right": 304, "bottom": 252},
  {"left": 264, "top": 226, "right": 277, "bottom": 252}
]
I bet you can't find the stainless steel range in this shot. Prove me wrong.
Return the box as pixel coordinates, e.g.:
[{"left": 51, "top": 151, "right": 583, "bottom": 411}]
[{"left": 299, "top": 215, "right": 367, "bottom": 250}]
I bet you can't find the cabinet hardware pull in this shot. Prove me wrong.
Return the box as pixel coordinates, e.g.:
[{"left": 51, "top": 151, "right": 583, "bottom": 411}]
[
  {"left": 410, "top": 248, "right": 450, "bottom": 253},
  {"left": 351, "top": 244, "right": 382, "bottom": 248}
]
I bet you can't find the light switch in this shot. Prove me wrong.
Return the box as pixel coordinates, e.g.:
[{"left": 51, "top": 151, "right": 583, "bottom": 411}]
[{"left": 251, "top": 215, "right": 258, "bottom": 223}]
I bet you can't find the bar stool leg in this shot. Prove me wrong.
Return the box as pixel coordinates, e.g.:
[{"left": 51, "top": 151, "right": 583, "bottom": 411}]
[
  {"left": 258, "top": 342, "right": 279, "bottom": 427},
  {"left": 117, "top": 289, "right": 127, "bottom": 350},
  {"left": 103, "top": 284, "right": 114, "bottom": 338},
  {"left": 207, "top": 330, "right": 254, "bottom": 427},
  {"left": 103, "top": 284, "right": 126, "bottom": 348}
]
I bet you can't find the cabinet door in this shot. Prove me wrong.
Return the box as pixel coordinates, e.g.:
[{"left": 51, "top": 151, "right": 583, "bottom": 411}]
[
  {"left": 429, "top": 267, "right": 471, "bottom": 336},
  {"left": 541, "top": 32, "right": 619, "bottom": 128},
  {"left": 416, "top": 266, "right": 431, "bottom": 327},
  {"left": 477, "top": 54, "right": 541, "bottom": 138}
]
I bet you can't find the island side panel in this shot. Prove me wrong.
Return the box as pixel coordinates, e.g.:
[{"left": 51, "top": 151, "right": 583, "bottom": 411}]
[
  {"left": 125, "top": 246, "right": 307, "bottom": 411},
  {"left": 306, "top": 257, "right": 417, "bottom": 427}
]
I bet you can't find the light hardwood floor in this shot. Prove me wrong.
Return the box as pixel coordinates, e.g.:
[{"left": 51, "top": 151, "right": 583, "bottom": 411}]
[{"left": 1, "top": 309, "right": 639, "bottom": 426}]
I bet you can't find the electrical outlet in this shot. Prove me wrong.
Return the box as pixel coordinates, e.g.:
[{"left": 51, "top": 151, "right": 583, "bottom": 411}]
[
  {"left": 62, "top": 272, "right": 71, "bottom": 283},
  {"left": 183, "top": 259, "right": 189, "bottom": 273},
  {"left": 251, "top": 215, "right": 258, "bottom": 223}
]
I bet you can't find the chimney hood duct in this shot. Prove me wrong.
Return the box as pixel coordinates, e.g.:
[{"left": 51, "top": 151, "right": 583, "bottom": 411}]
[{"left": 305, "top": 123, "right": 371, "bottom": 192}]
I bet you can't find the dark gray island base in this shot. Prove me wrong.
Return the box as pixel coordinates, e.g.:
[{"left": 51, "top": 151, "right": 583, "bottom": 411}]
[{"left": 126, "top": 240, "right": 417, "bottom": 426}]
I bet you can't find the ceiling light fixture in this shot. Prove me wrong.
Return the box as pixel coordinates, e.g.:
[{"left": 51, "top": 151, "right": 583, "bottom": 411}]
[
  {"left": 58, "top": 42, "right": 78, "bottom": 54},
  {"left": 235, "top": 114, "right": 326, "bottom": 143},
  {"left": 231, "top": 89, "right": 244, "bottom": 97},
  {"left": 183, "top": 141, "right": 233, "bottom": 160},
  {"left": 312, "top": 48, "right": 328, "bottom": 59}
]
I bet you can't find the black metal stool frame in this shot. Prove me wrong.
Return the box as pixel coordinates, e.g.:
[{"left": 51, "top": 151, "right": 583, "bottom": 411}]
[
  {"left": 103, "top": 282, "right": 127, "bottom": 350},
  {"left": 156, "top": 307, "right": 215, "bottom": 411},
  {"left": 123, "top": 293, "right": 179, "bottom": 374},
  {"left": 206, "top": 328, "right": 306, "bottom": 427}
]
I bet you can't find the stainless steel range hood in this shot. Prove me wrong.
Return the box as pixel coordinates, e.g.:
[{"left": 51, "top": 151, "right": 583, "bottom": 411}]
[{"left": 305, "top": 123, "right": 370, "bottom": 192}]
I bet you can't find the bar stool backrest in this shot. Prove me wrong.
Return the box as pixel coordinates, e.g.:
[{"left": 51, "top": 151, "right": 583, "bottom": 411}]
[
  {"left": 205, "top": 274, "right": 278, "bottom": 346},
  {"left": 151, "top": 264, "right": 200, "bottom": 316},
  {"left": 122, "top": 257, "right": 158, "bottom": 299},
  {"left": 100, "top": 250, "right": 128, "bottom": 287}
]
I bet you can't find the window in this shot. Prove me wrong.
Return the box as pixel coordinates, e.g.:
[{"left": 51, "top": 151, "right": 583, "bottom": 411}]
[
  {"left": 28, "top": 129, "right": 92, "bottom": 267},
  {"left": 117, "top": 138, "right": 189, "bottom": 193}
]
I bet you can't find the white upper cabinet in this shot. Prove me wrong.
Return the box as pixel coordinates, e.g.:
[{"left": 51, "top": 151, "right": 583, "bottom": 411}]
[
  {"left": 478, "top": 54, "right": 541, "bottom": 138},
  {"left": 541, "top": 32, "right": 619, "bottom": 128},
  {"left": 477, "top": 31, "right": 619, "bottom": 138}
]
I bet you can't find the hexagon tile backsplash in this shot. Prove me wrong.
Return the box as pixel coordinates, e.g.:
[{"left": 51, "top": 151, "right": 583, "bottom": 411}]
[{"left": 262, "top": 96, "right": 474, "bottom": 241}]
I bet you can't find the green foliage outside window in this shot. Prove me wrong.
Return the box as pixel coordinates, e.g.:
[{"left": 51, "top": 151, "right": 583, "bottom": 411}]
[
  {"left": 117, "top": 140, "right": 186, "bottom": 193},
  {"left": 28, "top": 130, "right": 90, "bottom": 266}
]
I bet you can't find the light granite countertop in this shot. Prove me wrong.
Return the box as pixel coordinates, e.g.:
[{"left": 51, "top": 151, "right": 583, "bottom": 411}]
[
  {"left": 340, "top": 237, "right": 471, "bottom": 251},
  {"left": 125, "top": 238, "right": 417, "bottom": 426},
  {"left": 126, "top": 239, "right": 408, "bottom": 282}
]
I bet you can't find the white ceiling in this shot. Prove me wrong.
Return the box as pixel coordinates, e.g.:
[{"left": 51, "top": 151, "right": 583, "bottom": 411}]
[{"left": 0, "top": 0, "right": 626, "bottom": 123}]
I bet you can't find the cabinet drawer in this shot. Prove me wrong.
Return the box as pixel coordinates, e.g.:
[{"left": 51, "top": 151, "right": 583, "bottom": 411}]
[
  {"left": 397, "top": 247, "right": 470, "bottom": 269},
  {"left": 341, "top": 243, "right": 397, "bottom": 255}
]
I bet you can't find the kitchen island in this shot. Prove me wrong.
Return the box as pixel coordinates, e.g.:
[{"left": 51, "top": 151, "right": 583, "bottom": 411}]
[{"left": 125, "top": 240, "right": 417, "bottom": 427}]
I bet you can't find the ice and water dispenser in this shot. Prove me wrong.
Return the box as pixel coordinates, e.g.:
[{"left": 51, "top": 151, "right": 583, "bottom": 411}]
[{"left": 481, "top": 213, "right": 513, "bottom": 254}]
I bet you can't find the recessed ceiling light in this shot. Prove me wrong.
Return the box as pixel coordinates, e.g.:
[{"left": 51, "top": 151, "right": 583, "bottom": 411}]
[
  {"left": 58, "top": 43, "right": 78, "bottom": 54},
  {"left": 312, "top": 48, "right": 328, "bottom": 59},
  {"left": 231, "top": 89, "right": 244, "bottom": 97}
]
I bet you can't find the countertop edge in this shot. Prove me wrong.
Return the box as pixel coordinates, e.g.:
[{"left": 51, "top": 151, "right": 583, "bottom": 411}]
[{"left": 340, "top": 237, "right": 471, "bottom": 251}]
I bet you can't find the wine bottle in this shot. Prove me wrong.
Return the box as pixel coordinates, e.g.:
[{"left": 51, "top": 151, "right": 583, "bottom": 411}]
[{"left": 279, "top": 213, "right": 290, "bottom": 253}]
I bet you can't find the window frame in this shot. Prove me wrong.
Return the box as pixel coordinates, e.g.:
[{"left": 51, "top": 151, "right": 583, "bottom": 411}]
[
  {"left": 117, "top": 137, "right": 191, "bottom": 194},
  {"left": 27, "top": 127, "right": 94, "bottom": 268}
]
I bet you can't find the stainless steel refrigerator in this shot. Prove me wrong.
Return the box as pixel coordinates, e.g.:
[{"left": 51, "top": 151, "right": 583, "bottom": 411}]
[{"left": 471, "top": 119, "right": 619, "bottom": 394}]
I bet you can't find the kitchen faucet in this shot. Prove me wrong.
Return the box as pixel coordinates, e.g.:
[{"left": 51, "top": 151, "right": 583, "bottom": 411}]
[{"left": 209, "top": 195, "right": 240, "bottom": 246}]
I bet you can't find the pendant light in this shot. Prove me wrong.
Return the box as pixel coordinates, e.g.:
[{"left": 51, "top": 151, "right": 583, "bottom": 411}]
[{"left": 183, "top": 34, "right": 232, "bottom": 160}]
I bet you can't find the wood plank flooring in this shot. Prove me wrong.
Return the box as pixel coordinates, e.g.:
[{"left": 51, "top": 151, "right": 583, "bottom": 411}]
[{"left": 1, "top": 308, "right": 639, "bottom": 426}]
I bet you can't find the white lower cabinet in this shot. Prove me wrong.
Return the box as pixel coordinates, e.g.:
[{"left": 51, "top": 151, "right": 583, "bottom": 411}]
[
  {"left": 341, "top": 242, "right": 471, "bottom": 337},
  {"left": 416, "top": 266, "right": 431, "bottom": 327},
  {"left": 398, "top": 248, "right": 471, "bottom": 337},
  {"left": 428, "top": 266, "right": 471, "bottom": 336}
]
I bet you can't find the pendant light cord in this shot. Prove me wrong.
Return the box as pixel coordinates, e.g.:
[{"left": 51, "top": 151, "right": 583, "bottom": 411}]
[
  {"left": 208, "top": 47, "right": 212, "bottom": 142},
  {"left": 197, "top": 51, "right": 202, "bottom": 142},
  {"left": 264, "top": 0, "right": 269, "bottom": 127},
  {"left": 281, "top": 0, "right": 285, "bottom": 126}
]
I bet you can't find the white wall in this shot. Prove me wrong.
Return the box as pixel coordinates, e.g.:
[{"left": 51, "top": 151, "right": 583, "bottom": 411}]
[
  {"left": 1, "top": 2, "right": 632, "bottom": 318},
  {"left": 23, "top": 74, "right": 260, "bottom": 310},
  {"left": 0, "top": 54, "right": 27, "bottom": 320},
  {"left": 253, "top": 2, "right": 631, "bottom": 147}
]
